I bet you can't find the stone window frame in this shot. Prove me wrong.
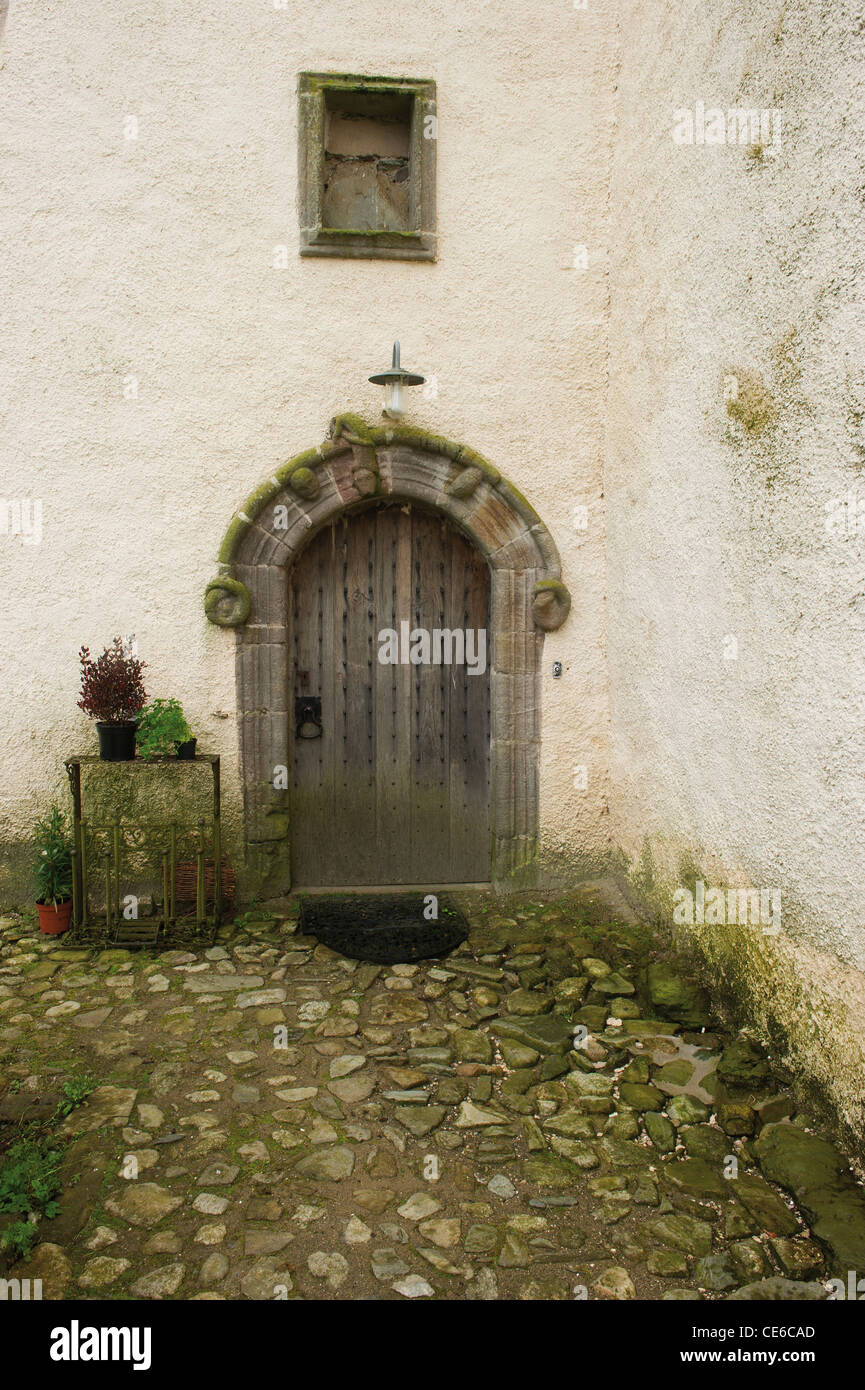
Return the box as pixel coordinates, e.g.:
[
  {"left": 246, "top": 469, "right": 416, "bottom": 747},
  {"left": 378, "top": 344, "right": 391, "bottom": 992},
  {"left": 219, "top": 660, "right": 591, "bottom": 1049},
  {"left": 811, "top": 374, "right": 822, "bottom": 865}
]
[
  {"left": 205, "top": 415, "right": 571, "bottom": 895},
  {"left": 297, "top": 72, "right": 437, "bottom": 262}
]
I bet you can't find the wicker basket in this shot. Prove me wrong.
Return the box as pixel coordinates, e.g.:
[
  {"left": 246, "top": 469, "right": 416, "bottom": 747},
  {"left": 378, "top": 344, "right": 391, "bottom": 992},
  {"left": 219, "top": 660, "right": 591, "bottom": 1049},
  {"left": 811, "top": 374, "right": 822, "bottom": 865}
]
[{"left": 173, "top": 857, "right": 235, "bottom": 915}]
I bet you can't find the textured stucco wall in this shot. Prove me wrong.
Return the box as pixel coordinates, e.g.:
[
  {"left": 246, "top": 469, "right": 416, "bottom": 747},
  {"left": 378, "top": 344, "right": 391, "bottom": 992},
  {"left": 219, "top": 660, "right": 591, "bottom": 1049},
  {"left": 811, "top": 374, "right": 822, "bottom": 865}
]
[
  {"left": 606, "top": 0, "right": 865, "bottom": 1137},
  {"left": 0, "top": 0, "right": 617, "bottom": 899}
]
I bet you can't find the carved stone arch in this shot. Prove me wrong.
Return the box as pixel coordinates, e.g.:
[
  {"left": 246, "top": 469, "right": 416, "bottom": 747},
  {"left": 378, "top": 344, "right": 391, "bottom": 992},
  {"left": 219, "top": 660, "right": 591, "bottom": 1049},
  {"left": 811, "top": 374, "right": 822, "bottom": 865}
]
[{"left": 206, "top": 414, "right": 571, "bottom": 894}]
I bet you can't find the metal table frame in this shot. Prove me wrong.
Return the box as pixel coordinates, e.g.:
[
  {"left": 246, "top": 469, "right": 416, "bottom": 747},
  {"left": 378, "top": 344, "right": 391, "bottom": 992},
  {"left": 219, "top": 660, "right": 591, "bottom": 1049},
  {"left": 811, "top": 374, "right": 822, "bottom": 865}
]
[{"left": 63, "top": 754, "right": 222, "bottom": 944}]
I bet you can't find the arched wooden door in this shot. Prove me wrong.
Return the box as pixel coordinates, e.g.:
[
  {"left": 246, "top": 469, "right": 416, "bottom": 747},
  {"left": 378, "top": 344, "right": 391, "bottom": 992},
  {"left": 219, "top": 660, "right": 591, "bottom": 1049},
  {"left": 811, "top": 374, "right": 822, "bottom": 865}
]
[{"left": 288, "top": 501, "right": 491, "bottom": 886}]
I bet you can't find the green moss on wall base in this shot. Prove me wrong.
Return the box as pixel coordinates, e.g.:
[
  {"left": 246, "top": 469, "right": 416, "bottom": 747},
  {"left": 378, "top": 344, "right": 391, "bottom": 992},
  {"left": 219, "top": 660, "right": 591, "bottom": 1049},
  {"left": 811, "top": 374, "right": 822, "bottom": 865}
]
[{"left": 616, "top": 838, "right": 865, "bottom": 1155}]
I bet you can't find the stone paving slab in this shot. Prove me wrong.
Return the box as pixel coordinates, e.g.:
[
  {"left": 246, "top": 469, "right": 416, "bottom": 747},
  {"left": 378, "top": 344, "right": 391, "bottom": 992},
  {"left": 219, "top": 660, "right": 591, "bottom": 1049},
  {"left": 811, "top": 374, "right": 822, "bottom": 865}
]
[{"left": 1, "top": 887, "right": 864, "bottom": 1301}]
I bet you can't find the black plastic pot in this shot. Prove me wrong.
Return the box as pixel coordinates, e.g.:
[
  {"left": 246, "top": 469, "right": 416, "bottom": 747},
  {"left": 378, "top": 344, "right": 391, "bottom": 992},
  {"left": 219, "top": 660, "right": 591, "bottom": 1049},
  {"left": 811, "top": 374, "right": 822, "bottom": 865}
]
[
  {"left": 96, "top": 721, "right": 137, "bottom": 761},
  {"left": 176, "top": 738, "right": 197, "bottom": 760}
]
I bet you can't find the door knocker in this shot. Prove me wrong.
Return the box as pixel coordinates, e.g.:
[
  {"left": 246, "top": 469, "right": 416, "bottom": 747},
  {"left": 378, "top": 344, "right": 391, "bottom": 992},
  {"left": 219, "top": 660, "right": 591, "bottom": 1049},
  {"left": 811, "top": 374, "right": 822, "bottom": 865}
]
[{"left": 294, "top": 695, "right": 323, "bottom": 740}]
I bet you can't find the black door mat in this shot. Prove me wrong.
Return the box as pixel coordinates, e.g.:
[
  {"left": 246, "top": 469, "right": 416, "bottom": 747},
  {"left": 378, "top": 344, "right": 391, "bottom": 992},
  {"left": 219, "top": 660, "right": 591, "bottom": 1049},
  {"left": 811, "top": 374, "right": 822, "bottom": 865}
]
[{"left": 299, "top": 893, "right": 468, "bottom": 965}]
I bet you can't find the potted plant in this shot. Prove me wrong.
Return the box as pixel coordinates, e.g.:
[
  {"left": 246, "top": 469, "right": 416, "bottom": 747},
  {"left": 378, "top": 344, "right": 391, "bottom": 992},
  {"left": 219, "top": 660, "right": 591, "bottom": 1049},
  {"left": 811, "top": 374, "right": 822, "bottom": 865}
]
[
  {"left": 34, "top": 803, "right": 73, "bottom": 935},
  {"left": 136, "top": 698, "right": 196, "bottom": 760},
  {"left": 78, "top": 637, "right": 147, "bottom": 761}
]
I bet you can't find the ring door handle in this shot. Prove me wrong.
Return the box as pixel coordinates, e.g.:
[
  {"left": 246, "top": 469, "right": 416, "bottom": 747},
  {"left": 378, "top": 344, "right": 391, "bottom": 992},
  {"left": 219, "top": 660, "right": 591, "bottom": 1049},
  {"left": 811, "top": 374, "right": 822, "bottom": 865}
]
[{"left": 295, "top": 695, "right": 322, "bottom": 740}]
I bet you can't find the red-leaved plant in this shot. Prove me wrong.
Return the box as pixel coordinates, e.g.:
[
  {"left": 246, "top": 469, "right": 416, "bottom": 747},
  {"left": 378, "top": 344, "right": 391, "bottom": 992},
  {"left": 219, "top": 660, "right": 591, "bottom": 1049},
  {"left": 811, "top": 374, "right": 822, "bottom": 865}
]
[{"left": 78, "top": 638, "right": 147, "bottom": 725}]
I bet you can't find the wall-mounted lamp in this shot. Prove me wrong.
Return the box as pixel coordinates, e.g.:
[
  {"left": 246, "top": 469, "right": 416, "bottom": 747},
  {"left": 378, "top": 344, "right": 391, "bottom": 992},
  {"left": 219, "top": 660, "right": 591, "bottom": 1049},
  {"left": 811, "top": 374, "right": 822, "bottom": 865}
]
[{"left": 369, "top": 341, "right": 425, "bottom": 420}]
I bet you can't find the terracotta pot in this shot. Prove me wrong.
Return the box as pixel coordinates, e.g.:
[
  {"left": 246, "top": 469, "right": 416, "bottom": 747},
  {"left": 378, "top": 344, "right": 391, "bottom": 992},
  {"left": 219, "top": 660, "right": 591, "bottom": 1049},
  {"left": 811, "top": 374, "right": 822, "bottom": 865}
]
[
  {"left": 96, "top": 721, "right": 137, "bottom": 761},
  {"left": 36, "top": 900, "right": 72, "bottom": 935}
]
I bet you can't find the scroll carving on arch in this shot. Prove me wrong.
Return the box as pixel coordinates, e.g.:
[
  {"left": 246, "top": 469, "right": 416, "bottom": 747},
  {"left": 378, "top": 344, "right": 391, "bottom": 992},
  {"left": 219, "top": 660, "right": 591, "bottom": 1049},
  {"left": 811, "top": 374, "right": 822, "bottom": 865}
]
[
  {"left": 203, "top": 576, "right": 251, "bottom": 628},
  {"left": 532, "top": 578, "right": 571, "bottom": 631}
]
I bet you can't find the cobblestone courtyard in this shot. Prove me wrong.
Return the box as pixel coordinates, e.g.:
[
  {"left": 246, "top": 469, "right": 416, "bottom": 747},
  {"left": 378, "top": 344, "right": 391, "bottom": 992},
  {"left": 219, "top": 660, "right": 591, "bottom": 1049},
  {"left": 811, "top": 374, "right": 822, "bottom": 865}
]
[{"left": 2, "top": 883, "right": 864, "bottom": 1302}]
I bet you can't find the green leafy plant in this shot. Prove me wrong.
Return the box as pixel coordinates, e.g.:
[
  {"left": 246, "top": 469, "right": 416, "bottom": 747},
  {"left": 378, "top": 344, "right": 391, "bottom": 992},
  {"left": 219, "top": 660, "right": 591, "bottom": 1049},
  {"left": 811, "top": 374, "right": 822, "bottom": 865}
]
[
  {"left": 0, "top": 1136, "right": 63, "bottom": 1260},
  {"left": 135, "top": 698, "right": 193, "bottom": 759},
  {"left": 54, "top": 1072, "right": 97, "bottom": 1120},
  {"left": 1, "top": 1220, "right": 39, "bottom": 1261},
  {"left": 33, "top": 803, "right": 73, "bottom": 907}
]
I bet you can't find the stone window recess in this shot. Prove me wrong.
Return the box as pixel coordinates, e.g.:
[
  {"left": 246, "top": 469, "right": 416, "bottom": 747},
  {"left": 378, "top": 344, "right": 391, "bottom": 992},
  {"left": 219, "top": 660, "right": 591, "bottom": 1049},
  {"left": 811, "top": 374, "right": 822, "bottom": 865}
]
[{"left": 298, "top": 73, "right": 436, "bottom": 261}]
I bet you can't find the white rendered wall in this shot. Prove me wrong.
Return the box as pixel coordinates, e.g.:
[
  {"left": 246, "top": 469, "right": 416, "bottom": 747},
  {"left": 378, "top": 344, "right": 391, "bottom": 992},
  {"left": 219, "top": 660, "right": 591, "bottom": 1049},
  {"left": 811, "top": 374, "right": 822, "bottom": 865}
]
[
  {"left": 0, "top": 0, "right": 617, "bottom": 893},
  {"left": 606, "top": 0, "right": 865, "bottom": 1134}
]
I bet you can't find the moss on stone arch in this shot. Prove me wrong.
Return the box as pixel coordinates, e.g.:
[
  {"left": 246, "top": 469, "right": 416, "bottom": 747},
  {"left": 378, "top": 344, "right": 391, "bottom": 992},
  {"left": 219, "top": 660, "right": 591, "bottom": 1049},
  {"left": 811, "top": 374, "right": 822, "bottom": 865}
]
[{"left": 206, "top": 415, "right": 570, "bottom": 631}]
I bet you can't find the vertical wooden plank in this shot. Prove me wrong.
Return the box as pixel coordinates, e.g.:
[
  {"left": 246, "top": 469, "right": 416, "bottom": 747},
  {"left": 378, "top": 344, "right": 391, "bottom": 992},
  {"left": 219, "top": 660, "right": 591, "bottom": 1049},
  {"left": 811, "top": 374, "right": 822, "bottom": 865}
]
[
  {"left": 463, "top": 537, "right": 491, "bottom": 880},
  {"left": 446, "top": 523, "right": 470, "bottom": 882},
  {"left": 319, "top": 520, "right": 340, "bottom": 886},
  {"left": 373, "top": 506, "right": 395, "bottom": 881},
  {"left": 408, "top": 506, "right": 425, "bottom": 879},
  {"left": 374, "top": 505, "right": 412, "bottom": 882},
  {"left": 393, "top": 507, "right": 415, "bottom": 882},
  {"left": 435, "top": 513, "right": 451, "bottom": 880},
  {"left": 334, "top": 514, "right": 353, "bottom": 882},
  {"left": 340, "top": 509, "right": 377, "bottom": 883},
  {"left": 410, "top": 510, "right": 448, "bottom": 880}
]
